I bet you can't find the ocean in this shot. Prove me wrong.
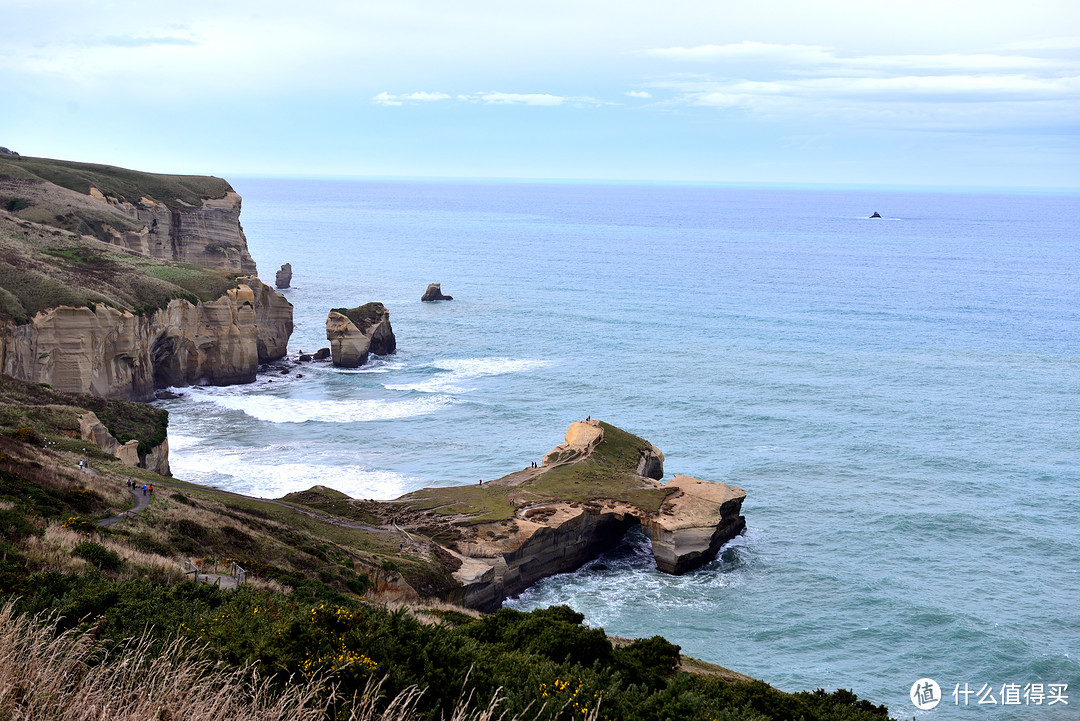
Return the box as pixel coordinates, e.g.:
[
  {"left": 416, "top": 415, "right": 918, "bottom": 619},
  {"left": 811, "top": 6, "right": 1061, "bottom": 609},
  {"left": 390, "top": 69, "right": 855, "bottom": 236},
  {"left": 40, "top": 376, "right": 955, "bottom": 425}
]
[{"left": 158, "top": 178, "right": 1079, "bottom": 718}]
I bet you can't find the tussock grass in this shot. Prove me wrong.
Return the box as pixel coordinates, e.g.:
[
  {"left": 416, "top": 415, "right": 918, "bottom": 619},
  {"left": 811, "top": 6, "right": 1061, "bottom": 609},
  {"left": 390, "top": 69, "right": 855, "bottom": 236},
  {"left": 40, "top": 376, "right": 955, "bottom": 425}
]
[
  {"left": 0, "top": 602, "right": 592, "bottom": 721},
  {"left": 0, "top": 601, "right": 328, "bottom": 721}
]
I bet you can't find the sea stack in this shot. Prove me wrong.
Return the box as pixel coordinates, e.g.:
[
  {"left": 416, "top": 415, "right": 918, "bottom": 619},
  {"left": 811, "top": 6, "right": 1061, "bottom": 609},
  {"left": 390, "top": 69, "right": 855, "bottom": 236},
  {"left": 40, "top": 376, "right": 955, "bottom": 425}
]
[
  {"left": 421, "top": 283, "right": 453, "bottom": 301},
  {"left": 275, "top": 263, "right": 292, "bottom": 288},
  {"left": 325, "top": 303, "right": 396, "bottom": 368}
]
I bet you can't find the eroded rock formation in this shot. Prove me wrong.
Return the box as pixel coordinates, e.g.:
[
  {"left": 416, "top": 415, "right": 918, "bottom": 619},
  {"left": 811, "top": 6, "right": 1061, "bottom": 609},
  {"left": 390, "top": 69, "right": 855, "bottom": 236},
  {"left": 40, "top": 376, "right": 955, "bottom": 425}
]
[
  {"left": 421, "top": 283, "right": 453, "bottom": 301},
  {"left": 325, "top": 303, "right": 396, "bottom": 368},
  {"left": 392, "top": 420, "right": 746, "bottom": 610},
  {"left": 0, "top": 277, "right": 292, "bottom": 401},
  {"left": 275, "top": 263, "right": 292, "bottom": 289},
  {"left": 79, "top": 410, "right": 170, "bottom": 475},
  {"left": 87, "top": 187, "right": 257, "bottom": 275}
]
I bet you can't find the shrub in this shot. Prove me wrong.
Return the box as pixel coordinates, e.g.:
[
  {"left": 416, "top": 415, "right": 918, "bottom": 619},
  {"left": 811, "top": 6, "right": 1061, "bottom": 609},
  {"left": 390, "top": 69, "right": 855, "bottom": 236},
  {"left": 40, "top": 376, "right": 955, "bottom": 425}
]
[
  {"left": 72, "top": 541, "right": 122, "bottom": 571},
  {"left": 7, "top": 427, "right": 42, "bottom": 445},
  {"left": 3, "top": 198, "right": 29, "bottom": 212}
]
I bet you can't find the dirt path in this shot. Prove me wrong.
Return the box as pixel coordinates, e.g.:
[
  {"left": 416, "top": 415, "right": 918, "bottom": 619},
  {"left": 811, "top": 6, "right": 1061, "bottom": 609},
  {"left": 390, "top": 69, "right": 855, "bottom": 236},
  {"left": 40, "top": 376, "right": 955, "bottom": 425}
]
[{"left": 96, "top": 484, "right": 152, "bottom": 527}]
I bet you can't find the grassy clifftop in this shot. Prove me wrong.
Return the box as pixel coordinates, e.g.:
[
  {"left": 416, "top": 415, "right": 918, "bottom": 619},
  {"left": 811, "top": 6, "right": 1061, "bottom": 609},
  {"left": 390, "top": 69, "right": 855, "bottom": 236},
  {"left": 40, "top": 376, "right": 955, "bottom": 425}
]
[
  {"left": 0, "top": 380, "right": 889, "bottom": 720},
  {"left": 0, "top": 211, "right": 236, "bottom": 323},
  {"left": 0, "top": 154, "right": 232, "bottom": 211},
  {"left": 397, "top": 421, "right": 672, "bottom": 523}
]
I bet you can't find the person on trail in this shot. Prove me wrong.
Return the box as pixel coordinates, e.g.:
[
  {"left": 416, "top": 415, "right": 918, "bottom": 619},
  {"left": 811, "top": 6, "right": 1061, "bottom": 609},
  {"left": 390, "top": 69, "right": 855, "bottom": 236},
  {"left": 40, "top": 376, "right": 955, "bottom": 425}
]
[
  {"left": 148, "top": 484, "right": 153, "bottom": 494},
  {"left": 142, "top": 484, "right": 147, "bottom": 495}
]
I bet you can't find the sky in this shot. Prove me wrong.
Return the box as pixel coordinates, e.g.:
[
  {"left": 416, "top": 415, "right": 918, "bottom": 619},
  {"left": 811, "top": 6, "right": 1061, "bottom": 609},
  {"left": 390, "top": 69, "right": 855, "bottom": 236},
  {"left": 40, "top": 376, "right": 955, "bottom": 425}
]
[{"left": 2, "top": 0, "right": 1079, "bottom": 188}]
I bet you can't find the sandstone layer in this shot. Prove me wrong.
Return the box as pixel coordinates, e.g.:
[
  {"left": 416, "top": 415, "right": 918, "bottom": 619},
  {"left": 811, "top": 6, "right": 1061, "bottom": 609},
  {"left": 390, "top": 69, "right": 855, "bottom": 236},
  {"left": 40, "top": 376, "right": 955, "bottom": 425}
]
[
  {"left": 390, "top": 420, "right": 745, "bottom": 610},
  {"left": 79, "top": 410, "right": 170, "bottom": 475},
  {"left": 88, "top": 187, "right": 257, "bottom": 275},
  {"left": 0, "top": 277, "right": 292, "bottom": 401},
  {"left": 326, "top": 303, "right": 396, "bottom": 368}
]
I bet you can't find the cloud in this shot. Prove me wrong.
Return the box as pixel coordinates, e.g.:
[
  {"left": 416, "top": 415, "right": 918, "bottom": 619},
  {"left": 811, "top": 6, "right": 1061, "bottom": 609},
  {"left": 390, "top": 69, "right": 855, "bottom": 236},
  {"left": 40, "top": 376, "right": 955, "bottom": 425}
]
[
  {"left": 373, "top": 91, "right": 451, "bottom": 106},
  {"left": 640, "top": 40, "right": 1080, "bottom": 131},
  {"left": 625, "top": 90, "right": 652, "bottom": 99},
  {"left": 645, "top": 42, "right": 834, "bottom": 65},
  {"left": 99, "top": 35, "right": 199, "bottom": 48},
  {"left": 475, "top": 92, "right": 565, "bottom": 106}
]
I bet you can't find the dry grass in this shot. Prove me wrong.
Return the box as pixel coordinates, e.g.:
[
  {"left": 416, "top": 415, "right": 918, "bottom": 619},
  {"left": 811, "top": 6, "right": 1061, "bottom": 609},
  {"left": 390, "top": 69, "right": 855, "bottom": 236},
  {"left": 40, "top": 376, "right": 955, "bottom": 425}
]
[
  {"left": 0, "top": 601, "right": 327, "bottom": 721},
  {"left": 0, "top": 602, "right": 599, "bottom": 721}
]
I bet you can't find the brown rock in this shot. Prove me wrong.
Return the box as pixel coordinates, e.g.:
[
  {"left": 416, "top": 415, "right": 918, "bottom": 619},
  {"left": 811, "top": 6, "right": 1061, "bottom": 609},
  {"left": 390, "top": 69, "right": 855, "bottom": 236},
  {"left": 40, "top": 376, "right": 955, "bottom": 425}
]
[
  {"left": 421, "top": 283, "right": 453, "bottom": 301},
  {"left": 0, "top": 280, "right": 292, "bottom": 400},
  {"left": 325, "top": 303, "right": 396, "bottom": 368},
  {"left": 275, "top": 263, "right": 292, "bottom": 289}
]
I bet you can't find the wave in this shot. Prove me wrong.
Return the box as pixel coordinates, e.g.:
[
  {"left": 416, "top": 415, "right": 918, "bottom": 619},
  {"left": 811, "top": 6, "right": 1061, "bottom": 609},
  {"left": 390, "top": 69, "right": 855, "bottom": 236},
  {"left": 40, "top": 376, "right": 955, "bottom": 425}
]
[
  {"left": 169, "top": 453, "right": 413, "bottom": 500},
  {"left": 202, "top": 394, "right": 452, "bottom": 423},
  {"left": 385, "top": 357, "right": 554, "bottom": 393}
]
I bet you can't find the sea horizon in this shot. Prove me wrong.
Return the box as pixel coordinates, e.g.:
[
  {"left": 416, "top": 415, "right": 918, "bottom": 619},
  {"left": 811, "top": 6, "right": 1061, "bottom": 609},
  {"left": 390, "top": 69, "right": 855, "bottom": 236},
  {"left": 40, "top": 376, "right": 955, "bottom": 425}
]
[{"left": 155, "top": 177, "right": 1079, "bottom": 717}]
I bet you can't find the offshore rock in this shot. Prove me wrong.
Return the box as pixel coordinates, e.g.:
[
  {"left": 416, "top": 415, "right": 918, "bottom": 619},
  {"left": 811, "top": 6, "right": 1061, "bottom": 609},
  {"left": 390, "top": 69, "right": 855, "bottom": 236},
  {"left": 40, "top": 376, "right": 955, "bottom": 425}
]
[
  {"left": 275, "top": 263, "right": 292, "bottom": 289},
  {"left": 325, "top": 303, "right": 396, "bottom": 368},
  {"left": 0, "top": 279, "right": 292, "bottom": 401},
  {"left": 421, "top": 283, "right": 453, "bottom": 301}
]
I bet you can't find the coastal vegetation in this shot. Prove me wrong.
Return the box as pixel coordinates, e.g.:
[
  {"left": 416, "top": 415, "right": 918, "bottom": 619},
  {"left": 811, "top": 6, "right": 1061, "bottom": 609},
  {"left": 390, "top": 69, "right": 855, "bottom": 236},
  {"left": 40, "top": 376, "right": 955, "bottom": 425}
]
[
  {"left": 396, "top": 422, "right": 670, "bottom": 524},
  {"left": 0, "top": 212, "right": 236, "bottom": 323},
  {"left": 0, "top": 154, "right": 232, "bottom": 211},
  {"left": 0, "top": 373, "right": 891, "bottom": 720}
]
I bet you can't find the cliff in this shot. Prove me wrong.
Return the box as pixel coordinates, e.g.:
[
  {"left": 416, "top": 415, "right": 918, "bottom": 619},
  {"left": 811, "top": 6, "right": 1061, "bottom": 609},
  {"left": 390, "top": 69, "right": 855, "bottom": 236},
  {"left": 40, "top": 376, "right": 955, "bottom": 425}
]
[
  {"left": 326, "top": 302, "right": 396, "bottom": 368},
  {"left": 0, "top": 276, "right": 291, "bottom": 401},
  {"left": 0, "top": 158, "right": 293, "bottom": 400},
  {"left": 0, "top": 155, "right": 256, "bottom": 275},
  {"left": 385, "top": 420, "right": 746, "bottom": 610}
]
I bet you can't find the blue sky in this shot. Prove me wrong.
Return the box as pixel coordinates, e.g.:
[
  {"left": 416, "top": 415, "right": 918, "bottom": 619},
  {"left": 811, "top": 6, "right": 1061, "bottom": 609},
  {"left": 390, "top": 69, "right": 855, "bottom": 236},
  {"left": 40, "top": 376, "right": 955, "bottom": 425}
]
[{"left": 2, "top": 0, "right": 1078, "bottom": 188}]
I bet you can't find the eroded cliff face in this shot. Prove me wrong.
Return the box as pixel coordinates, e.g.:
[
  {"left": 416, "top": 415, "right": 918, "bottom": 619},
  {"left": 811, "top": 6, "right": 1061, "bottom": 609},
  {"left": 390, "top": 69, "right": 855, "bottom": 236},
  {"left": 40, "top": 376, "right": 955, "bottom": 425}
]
[
  {"left": 0, "top": 277, "right": 292, "bottom": 400},
  {"left": 393, "top": 421, "right": 746, "bottom": 611},
  {"left": 79, "top": 410, "right": 170, "bottom": 476},
  {"left": 89, "top": 188, "right": 258, "bottom": 275}
]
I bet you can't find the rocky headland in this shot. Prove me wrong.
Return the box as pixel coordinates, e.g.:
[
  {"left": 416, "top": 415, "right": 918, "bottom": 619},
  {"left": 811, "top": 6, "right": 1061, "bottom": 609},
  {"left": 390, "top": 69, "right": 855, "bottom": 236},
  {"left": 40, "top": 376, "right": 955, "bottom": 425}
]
[
  {"left": 325, "top": 302, "right": 396, "bottom": 368},
  {"left": 294, "top": 420, "right": 746, "bottom": 610},
  {"left": 0, "top": 155, "right": 295, "bottom": 475},
  {"left": 0, "top": 156, "right": 293, "bottom": 404}
]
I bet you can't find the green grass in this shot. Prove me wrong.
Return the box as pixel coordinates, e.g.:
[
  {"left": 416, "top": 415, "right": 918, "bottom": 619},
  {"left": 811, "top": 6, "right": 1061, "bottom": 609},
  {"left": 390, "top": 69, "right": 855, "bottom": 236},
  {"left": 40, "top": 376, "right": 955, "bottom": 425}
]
[
  {"left": 398, "top": 422, "right": 673, "bottom": 521},
  {"left": 0, "top": 213, "right": 235, "bottom": 322},
  {"left": 0, "top": 154, "right": 232, "bottom": 211},
  {"left": 0, "top": 375, "right": 166, "bottom": 456},
  {"left": 280, "top": 486, "right": 382, "bottom": 525},
  {"left": 330, "top": 302, "right": 386, "bottom": 329}
]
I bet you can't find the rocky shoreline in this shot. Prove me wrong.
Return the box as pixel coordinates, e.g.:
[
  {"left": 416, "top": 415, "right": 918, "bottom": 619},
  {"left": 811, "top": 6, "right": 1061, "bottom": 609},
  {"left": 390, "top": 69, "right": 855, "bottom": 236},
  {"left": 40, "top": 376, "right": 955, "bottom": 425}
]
[{"left": 1, "top": 156, "right": 747, "bottom": 609}]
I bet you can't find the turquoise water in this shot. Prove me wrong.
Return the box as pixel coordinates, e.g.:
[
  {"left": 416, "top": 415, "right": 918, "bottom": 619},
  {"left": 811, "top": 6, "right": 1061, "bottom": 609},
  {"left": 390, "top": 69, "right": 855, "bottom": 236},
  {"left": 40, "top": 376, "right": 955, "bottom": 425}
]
[{"left": 161, "top": 179, "right": 1080, "bottom": 718}]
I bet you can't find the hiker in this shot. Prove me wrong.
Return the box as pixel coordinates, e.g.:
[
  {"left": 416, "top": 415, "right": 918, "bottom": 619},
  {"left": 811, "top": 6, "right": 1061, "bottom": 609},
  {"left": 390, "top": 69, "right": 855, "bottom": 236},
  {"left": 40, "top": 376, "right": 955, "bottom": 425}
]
[
  {"left": 479, "top": 478, "right": 482, "bottom": 485},
  {"left": 148, "top": 484, "right": 153, "bottom": 494},
  {"left": 141, "top": 484, "right": 147, "bottom": 495}
]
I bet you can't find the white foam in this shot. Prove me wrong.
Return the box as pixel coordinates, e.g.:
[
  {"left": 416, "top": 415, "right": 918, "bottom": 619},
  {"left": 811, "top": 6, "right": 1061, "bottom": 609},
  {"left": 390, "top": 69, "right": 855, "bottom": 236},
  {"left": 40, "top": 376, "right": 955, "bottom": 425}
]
[
  {"left": 204, "top": 394, "right": 452, "bottom": 423},
  {"left": 169, "top": 454, "right": 414, "bottom": 500},
  {"left": 385, "top": 357, "right": 554, "bottom": 393}
]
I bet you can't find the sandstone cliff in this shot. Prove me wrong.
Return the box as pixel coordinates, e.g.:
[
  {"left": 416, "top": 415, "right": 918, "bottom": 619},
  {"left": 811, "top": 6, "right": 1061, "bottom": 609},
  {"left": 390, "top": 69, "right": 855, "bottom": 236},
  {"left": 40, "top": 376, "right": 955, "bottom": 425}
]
[
  {"left": 0, "top": 277, "right": 292, "bottom": 401},
  {"left": 80, "top": 410, "right": 170, "bottom": 475},
  {"left": 89, "top": 188, "right": 257, "bottom": 275},
  {"left": 389, "top": 420, "right": 746, "bottom": 610},
  {"left": 0, "top": 155, "right": 257, "bottom": 275},
  {"left": 325, "top": 303, "right": 396, "bottom": 368}
]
